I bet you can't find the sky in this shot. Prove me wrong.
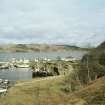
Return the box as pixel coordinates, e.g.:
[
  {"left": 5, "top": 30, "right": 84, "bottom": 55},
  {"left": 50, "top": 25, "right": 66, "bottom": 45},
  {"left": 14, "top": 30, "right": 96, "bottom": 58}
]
[{"left": 0, "top": 0, "right": 105, "bottom": 47}]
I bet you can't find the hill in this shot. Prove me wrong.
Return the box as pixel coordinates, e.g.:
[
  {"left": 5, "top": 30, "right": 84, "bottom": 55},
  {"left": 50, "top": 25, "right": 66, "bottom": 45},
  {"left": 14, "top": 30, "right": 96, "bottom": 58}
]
[
  {"left": 0, "top": 44, "right": 89, "bottom": 52},
  {"left": 68, "top": 76, "right": 105, "bottom": 105},
  {"left": 74, "top": 41, "right": 105, "bottom": 84},
  {"left": 97, "top": 41, "right": 105, "bottom": 49}
]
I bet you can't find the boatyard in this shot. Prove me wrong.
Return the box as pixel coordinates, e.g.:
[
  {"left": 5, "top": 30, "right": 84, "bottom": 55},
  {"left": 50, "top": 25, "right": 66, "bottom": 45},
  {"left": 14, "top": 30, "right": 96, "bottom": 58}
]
[
  {"left": 0, "top": 56, "right": 76, "bottom": 68},
  {"left": 0, "top": 56, "right": 77, "bottom": 93},
  {"left": 0, "top": 53, "right": 77, "bottom": 93},
  {"left": 0, "top": 51, "right": 86, "bottom": 83}
]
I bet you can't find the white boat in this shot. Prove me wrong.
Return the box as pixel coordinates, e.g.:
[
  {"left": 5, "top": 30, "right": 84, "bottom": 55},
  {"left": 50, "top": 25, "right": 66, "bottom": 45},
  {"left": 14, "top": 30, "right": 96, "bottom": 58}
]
[
  {"left": 0, "top": 79, "right": 3, "bottom": 83},
  {"left": 61, "top": 56, "right": 76, "bottom": 61},
  {"left": 14, "top": 64, "right": 29, "bottom": 68},
  {"left": 0, "top": 88, "right": 7, "bottom": 93},
  {"left": 4, "top": 80, "right": 9, "bottom": 84},
  {"left": 0, "top": 65, "right": 9, "bottom": 69}
]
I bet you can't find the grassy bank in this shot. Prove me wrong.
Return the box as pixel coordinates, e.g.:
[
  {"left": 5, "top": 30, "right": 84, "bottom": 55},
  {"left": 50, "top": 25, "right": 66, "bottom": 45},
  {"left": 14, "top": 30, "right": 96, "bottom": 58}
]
[
  {"left": 0, "top": 76, "right": 67, "bottom": 105},
  {"left": 0, "top": 75, "right": 105, "bottom": 105}
]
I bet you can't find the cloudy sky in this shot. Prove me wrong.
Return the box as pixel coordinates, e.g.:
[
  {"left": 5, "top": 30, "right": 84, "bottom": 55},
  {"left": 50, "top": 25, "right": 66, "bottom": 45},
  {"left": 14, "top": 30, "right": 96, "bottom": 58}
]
[{"left": 0, "top": 0, "right": 105, "bottom": 47}]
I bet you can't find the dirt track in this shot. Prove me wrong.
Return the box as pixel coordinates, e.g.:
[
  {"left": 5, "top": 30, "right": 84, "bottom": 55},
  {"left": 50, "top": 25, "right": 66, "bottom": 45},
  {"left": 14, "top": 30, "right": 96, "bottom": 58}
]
[{"left": 15, "top": 75, "right": 64, "bottom": 86}]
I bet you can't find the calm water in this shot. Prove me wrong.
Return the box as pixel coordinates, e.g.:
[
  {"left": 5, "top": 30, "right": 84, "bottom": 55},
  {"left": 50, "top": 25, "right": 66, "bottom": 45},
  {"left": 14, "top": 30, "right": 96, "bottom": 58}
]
[
  {"left": 0, "top": 68, "right": 32, "bottom": 81},
  {"left": 0, "top": 51, "right": 87, "bottom": 61},
  {"left": 0, "top": 51, "right": 88, "bottom": 81}
]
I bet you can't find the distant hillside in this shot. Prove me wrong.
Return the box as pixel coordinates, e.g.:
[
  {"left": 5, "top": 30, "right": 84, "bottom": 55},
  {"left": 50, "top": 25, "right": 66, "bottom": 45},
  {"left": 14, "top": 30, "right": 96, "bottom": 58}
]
[
  {"left": 97, "top": 41, "right": 105, "bottom": 50},
  {"left": 0, "top": 44, "right": 89, "bottom": 52}
]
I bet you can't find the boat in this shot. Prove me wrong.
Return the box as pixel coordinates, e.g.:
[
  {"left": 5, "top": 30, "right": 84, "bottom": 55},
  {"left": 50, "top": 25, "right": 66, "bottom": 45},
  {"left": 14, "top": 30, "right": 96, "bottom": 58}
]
[
  {"left": 14, "top": 64, "right": 29, "bottom": 68},
  {"left": 0, "top": 88, "right": 7, "bottom": 93},
  {"left": 0, "top": 62, "right": 9, "bottom": 69},
  {"left": 61, "top": 56, "right": 76, "bottom": 61},
  {"left": 0, "top": 79, "right": 3, "bottom": 84},
  {"left": 0, "top": 65, "right": 9, "bottom": 69},
  {"left": 3, "top": 79, "right": 9, "bottom": 84}
]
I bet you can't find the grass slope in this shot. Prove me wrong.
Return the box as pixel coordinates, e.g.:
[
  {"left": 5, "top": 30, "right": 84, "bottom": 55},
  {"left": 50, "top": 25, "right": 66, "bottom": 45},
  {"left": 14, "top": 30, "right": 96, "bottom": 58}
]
[
  {"left": 67, "top": 76, "right": 105, "bottom": 105},
  {"left": 0, "top": 75, "right": 105, "bottom": 105},
  {"left": 0, "top": 76, "right": 67, "bottom": 105}
]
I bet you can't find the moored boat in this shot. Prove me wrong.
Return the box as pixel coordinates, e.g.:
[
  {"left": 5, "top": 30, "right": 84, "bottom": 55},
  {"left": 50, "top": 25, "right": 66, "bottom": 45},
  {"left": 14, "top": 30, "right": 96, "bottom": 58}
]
[
  {"left": 14, "top": 64, "right": 29, "bottom": 68},
  {"left": 0, "top": 88, "right": 7, "bottom": 93},
  {"left": 0, "top": 65, "right": 9, "bottom": 69}
]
